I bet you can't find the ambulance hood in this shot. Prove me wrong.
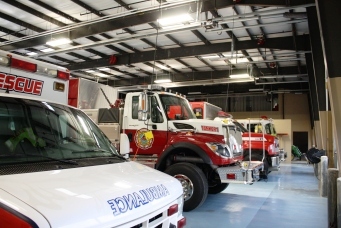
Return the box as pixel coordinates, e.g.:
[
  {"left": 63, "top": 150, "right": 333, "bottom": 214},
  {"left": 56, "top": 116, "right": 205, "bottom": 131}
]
[{"left": 0, "top": 161, "right": 182, "bottom": 228}]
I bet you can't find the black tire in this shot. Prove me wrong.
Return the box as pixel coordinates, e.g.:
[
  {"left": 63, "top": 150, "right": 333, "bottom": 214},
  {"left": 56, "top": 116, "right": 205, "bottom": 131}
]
[
  {"left": 208, "top": 183, "right": 229, "bottom": 194},
  {"left": 244, "top": 154, "right": 269, "bottom": 179},
  {"left": 165, "top": 163, "right": 208, "bottom": 212}
]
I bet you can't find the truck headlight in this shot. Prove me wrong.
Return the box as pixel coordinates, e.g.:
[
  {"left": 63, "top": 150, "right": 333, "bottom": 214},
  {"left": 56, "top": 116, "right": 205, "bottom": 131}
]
[{"left": 206, "top": 142, "right": 231, "bottom": 157}]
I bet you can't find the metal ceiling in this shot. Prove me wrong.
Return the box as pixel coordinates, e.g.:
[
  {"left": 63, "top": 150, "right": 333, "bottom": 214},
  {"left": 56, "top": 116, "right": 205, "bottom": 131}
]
[{"left": 0, "top": 0, "right": 315, "bottom": 97}]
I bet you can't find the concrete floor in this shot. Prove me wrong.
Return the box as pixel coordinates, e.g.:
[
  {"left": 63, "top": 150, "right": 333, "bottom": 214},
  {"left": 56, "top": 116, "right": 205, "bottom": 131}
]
[{"left": 184, "top": 162, "right": 327, "bottom": 228}]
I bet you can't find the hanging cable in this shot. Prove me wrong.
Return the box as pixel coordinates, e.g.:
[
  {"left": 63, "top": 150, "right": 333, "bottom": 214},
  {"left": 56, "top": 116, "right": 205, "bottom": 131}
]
[{"left": 151, "top": 2, "right": 162, "bottom": 85}]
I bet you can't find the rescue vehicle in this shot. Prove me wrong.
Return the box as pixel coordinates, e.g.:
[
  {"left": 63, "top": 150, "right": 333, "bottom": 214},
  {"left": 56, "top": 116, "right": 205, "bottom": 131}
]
[
  {"left": 218, "top": 114, "right": 281, "bottom": 177},
  {"left": 189, "top": 102, "right": 280, "bottom": 177},
  {"left": 70, "top": 78, "right": 263, "bottom": 212},
  {"left": 0, "top": 50, "right": 186, "bottom": 228}
]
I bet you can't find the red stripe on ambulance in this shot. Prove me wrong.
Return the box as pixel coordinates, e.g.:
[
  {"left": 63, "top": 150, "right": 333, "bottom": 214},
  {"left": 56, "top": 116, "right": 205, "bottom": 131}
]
[{"left": 0, "top": 73, "right": 43, "bottom": 95}]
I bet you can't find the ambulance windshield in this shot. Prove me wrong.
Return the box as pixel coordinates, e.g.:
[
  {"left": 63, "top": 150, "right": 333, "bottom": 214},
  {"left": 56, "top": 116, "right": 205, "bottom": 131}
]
[
  {"left": 0, "top": 96, "right": 124, "bottom": 168},
  {"left": 159, "top": 94, "right": 196, "bottom": 120}
]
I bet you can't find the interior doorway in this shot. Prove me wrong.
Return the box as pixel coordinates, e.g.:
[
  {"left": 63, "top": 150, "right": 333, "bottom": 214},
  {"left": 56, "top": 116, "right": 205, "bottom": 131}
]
[{"left": 293, "top": 131, "right": 309, "bottom": 153}]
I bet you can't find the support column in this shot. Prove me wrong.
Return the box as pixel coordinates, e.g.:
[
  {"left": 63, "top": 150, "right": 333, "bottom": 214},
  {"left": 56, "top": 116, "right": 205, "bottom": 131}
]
[
  {"left": 316, "top": 0, "right": 341, "bottom": 174},
  {"left": 319, "top": 156, "right": 328, "bottom": 197},
  {"left": 338, "top": 178, "right": 341, "bottom": 228},
  {"left": 328, "top": 168, "right": 338, "bottom": 227}
]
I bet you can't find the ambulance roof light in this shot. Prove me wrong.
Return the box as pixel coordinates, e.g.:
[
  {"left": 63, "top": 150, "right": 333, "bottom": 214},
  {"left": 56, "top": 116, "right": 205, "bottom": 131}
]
[
  {"left": 10, "top": 58, "right": 37, "bottom": 73},
  {"left": 57, "top": 70, "right": 70, "bottom": 80}
]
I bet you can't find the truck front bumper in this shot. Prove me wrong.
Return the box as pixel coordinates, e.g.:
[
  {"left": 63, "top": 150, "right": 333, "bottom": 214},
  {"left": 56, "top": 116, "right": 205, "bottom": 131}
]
[
  {"left": 269, "top": 155, "right": 281, "bottom": 171},
  {"left": 216, "top": 161, "right": 263, "bottom": 185}
]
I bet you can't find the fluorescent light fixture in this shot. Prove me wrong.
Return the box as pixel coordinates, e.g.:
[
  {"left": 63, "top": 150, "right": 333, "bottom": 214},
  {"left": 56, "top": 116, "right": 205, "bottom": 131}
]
[
  {"left": 229, "top": 73, "right": 250, "bottom": 79},
  {"left": 154, "top": 78, "right": 172, "bottom": 83},
  {"left": 157, "top": 14, "right": 193, "bottom": 26},
  {"left": 96, "top": 73, "right": 109, "bottom": 77},
  {"left": 46, "top": 38, "right": 72, "bottom": 47},
  {"left": 249, "top": 88, "right": 263, "bottom": 92},
  {"left": 40, "top": 48, "right": 54, "bottom": 52},
  {"left": 187, "top": 92, "right": 202, "bottom": 95},
  {"left": 85, "top": 70, "right": 95, "bottom": 73},
  {"left": 27, "top": 52, "right": 37, "bottom": 56},
  {"left": 98, "top": 67, "right": 110, "bottom": 71},
  {"left": 202, "top": 55, "right": 219, "bottom": 59},
  {"left": 228, "top": 58, "right": 249, "bottom": 64}
]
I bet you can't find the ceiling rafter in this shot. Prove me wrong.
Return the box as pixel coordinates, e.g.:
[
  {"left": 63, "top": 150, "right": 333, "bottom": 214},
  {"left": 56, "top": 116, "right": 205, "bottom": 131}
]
[
  {"left": 210, "top": 9, "right": 258, "bottom": 73},
  {"left": 156, "top": 61, "right": 182, "bottom": 74},
  {"left": 232, "top": 6, "right": 272, "bottom": 70},
  {"left": 118, "top": 43, "right": 139, "bottom": 52},
  {"left": 0, "top": 11, "right": 44, "bottom": 33},
  {"left": 175, "top": 58, "right": 198, "bottom": 72},
  {"left": 0, "top": 26, "right": 26, "bottom": 38},
  {"left": 27, "top": 0, "right": 81, "bottom": 23},
  {"left": 70, "top": 0, "right": 105, "bottom": 17},
  {"left": 1, "top": 0, "right": 66, "bottom": 27},
  {"left": 195, "top": 56, "right": 217, "bottom": 71},
  {"left": 289, "top": 10, "right": 302, "bottom": 74},
  {"left": 67, "top": 35, "right": 310, "bottom": 71},
  {"left": 0, "top": 0, "right": 314, "bottom": 51}
]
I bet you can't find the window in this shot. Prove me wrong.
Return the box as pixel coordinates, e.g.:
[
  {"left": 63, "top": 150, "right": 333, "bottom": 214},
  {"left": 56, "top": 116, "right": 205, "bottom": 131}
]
[{"left": 0, "top": 97, "right": 120, "bottom": 166}]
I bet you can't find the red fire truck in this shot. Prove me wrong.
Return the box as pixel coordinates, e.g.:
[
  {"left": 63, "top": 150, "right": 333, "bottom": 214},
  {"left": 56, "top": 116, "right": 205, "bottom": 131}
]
[{"left": 70, "top": 79, "right": 263, "bottom": 211}]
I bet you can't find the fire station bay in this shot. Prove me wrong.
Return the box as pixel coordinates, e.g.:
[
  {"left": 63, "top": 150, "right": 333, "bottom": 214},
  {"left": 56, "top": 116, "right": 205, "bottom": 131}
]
[{"left": 1, "top": 1, "right": 341, "bottom": 228}]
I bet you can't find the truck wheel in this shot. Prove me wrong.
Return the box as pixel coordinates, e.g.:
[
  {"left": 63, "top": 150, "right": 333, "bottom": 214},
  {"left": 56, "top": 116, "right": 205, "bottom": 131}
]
[
  {"left": 165, "top": 163, "right": 208, "bottom": 212},
  {"left": 208, "top": 183, "right": 229, "bottom": 194},
  {"left": 244, "top": 155, "right": 269, "bottom": 179}
]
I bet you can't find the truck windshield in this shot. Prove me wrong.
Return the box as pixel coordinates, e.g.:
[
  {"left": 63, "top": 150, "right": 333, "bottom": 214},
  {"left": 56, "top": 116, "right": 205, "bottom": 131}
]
[
  {"left": 0, "top": 97, "right": 122, "bottom": 166},
  {"left": 233, "top": 120, "right": 248, "bottom": 133},
  {"left": 265, "top": 123, "right": 277, "bottom": 136},
  {"left": 159, "top": 94, "right": 196, "bottom": 120}
]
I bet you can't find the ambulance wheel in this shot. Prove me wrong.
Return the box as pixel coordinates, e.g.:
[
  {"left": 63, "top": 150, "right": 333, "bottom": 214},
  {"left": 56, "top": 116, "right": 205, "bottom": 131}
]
[
  {"left": 165, "top": 163, "right": 208, "bottom": 212},
  {"left": 244, "top": 154, "right": 269, "bottom": 179},
  {"left": 208, "top": 183, "right": 229, "bottom": 194}
]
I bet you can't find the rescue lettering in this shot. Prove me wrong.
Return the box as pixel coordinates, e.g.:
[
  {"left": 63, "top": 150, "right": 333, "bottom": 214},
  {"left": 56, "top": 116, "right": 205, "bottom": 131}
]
[
  {"left": 0, "top": 73, "right": 43, "bottom": 95},
  {"left": 107, "top": 184, "right": 170, "bottom": 216},
  {"left": 201, "top": 126, "right": 219, "bottom": 132}
]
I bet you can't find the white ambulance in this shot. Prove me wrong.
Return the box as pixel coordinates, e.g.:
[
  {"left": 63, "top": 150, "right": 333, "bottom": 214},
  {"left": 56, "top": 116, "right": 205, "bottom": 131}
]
[{"left": 0, "top": 50, "right": 186, "bottom": 228}]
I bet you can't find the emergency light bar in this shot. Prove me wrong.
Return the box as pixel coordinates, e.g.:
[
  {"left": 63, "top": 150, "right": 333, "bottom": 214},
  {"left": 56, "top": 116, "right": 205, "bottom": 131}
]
[{"left": 0, "top": 51, "right": 70, "bottom": 80}]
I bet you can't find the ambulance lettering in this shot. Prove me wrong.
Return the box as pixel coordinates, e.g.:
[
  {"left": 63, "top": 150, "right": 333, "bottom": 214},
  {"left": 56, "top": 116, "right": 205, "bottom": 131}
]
[
  {"left": 201, "top": 125, "right": 219, "bottom": 132},
  {"left": 107, "top": 184, "right": 170, "bottom": 216},
  {"left": 0, "top": 73, "right": 43, "bottom": 96}
]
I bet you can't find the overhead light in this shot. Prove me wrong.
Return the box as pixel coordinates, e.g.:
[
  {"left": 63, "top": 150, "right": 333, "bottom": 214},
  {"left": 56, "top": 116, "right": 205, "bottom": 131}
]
[
  {"left": 40, "top": 48, "right": 54, "bottom": 52},
  {"left": 202, "top": 55, "right": 219, "bottom": 59},
  {"left": 188, "top": 92, "right": 202, "bottom": 95},
  {"left": 27, "top": 52, "right": 37, "bottom": 56},
  {"left": 85, "top": 70, "right": 95, "bottom": 73},
  {"left": 249, "top": 88, "right": 263, "bottom": 92},
  {"left": 154, "top": 78, "right": 172, "bottom": 83},
  {"left": 95, "top": 73, "right": 109, "bottom": 77},
  {"left": 46, "top": 38, "right": 72, "bottom": 47},
  {"left": 229, "top": 73, "right": 250, "bottom": 79},
  {"left": 228, "top": 58, "right": 249, "bottom": 64},
  {"left": 157, "top": 14, "right": 193, "bottom": 27},
  {"left": 98, "top": 67, "right": 111, "bottom": 71}
]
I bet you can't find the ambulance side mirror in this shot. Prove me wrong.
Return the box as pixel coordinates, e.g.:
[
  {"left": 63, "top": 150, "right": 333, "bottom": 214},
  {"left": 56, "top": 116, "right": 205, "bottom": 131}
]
[
  {"left": 120, "top": 133, "right": 130, "bottom": 157},
  {"left": 138, "top": 91, "right": 149, "bottom": 121}
]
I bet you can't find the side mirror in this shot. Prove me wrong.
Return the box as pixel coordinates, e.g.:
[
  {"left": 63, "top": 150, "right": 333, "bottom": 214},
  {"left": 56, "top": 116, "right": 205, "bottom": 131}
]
[
  {"left": 120, "top": 133, "right": 130, "bottom": 156},
  {"left": 138, "top": 91, "right": 149, "bottom": 121}
]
